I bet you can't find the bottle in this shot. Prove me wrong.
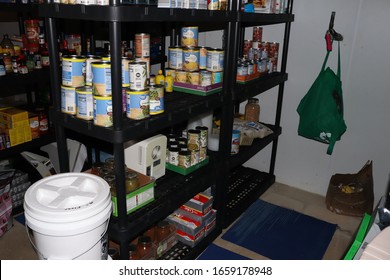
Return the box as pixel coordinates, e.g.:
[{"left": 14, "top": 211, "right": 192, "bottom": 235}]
[
  {"left": 165, "top": 71, "right": 174, "bottom": 93},
  {"left": 37, "top": 108, "right": 49, "bottom": 135},
  {"left": 39, "top": 35, "right": 50, "bottom": 67},
  {"left": 136, "top": 235, "right": 152, "bottom": 259},
  {"left": 1, "top": 34, "right": 15, "bottom": 56},
  {"left": 156, "top": 220, "right": 170, "bottom": 242},
  {"left": 128, "top": 244, "right": 139, "bottom": 260},
  {"left": 155, "top": 69, "right": 165, "bottom": 86},
  {"left": 244, "top": 98, "right": 260, "bottom": 122}
]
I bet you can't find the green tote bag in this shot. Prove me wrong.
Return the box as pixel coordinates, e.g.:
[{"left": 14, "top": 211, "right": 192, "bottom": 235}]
[{"left": 297, "top": 42, "right": 347, "bottom": 155}]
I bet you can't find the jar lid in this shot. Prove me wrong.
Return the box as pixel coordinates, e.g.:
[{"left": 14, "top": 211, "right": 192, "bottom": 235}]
[{"left": 138, "top": 235, "right": 152, "bottom": 245}]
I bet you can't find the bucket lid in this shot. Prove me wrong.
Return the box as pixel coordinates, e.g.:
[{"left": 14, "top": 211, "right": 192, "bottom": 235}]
[{"left": 24, "top": 173, "right": 111, "bottom": 224}]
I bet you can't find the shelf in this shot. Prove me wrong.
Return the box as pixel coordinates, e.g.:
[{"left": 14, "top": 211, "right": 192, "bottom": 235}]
[
  {"left": 0, "top": 3, "right": 39, "bottom": 13},
  {"left": 0, "top": 69, "right": 50, "bottom": 96},
  {"left": 108, "top": 159, "right": 216, "bottom": 243},
  {"left": 239, "top": 11, "right": 294, "bottom": 26},
  {"left": 234, "top": 72, "right": 288, "bottom": 101},
  {"left": 0, "top": 132, "right": 56, "bottom": 160},
  {"left": 39, "top": 4, "right": 235, "bottom": 22},
  {"left": 50, "top": 91, "right": 223, "bottom": 143},
  {"left": 222, "top": 166, "right": 275, "bottom": 228},
  {"left": 229, "top": 125, "right": 281, "bottom": 170}
]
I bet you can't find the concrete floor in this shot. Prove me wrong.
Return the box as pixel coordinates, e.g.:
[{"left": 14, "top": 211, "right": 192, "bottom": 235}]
[{"left": 0, "top": 182, "right": 362, "bottom": 260}]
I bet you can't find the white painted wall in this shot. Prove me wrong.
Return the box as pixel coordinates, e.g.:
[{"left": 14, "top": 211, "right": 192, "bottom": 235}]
[{"left": 238, "top": 0, "right": 390, "bottom": 205}]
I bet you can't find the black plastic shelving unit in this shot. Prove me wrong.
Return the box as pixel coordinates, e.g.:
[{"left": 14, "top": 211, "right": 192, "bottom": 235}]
[{"left": 39, "top": 0, "right": 294, "bottom": 260}]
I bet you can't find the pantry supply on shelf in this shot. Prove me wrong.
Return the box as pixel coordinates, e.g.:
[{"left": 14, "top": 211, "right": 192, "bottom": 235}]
[
  {"left": 231, "top": 129, "right": 241, "bottom": 154},
  {"left": 155, "top": 69, "right": 165, "bottom": 85},
  {"left": 168, "top": 45, "right": 183, "bottom": 70},
  {"left": 206, "top": 48, "right": 224, "bottom": 72},
  {"left": 85, "top": 55, "right": 102, "bottom": 86},
  {"left": 76, "top": 86, "right": 94, "bottom": 121},
  {"left": 183, "top": 47, "right": 200, "bottom": 72},
  {"left": 129, "top": 61, "right": 148, "bottom": 91},
  {"left": 91, "top": 61, "right": 111, "bottom": 96},
  {"left": 181, "top": 26, "right": 198, "bottom": 48},
  {"left": 245, "top": 97, "right": 260, "bottom": 122},
  {"left": 62, "top": 55, "right": 86, "bottom": 88},
  {"left": 149, "top": 84, "right": 164, "bottom": 115},
  {"left": 93, "top": 94, "right": 113, "bottom": 127},
  {"left": 233, "top": 118, "right": 274, "bottom": 145},
  {"left": 126, "top": 88, "right": 150, "bottom": 120},
  {"left": 164, "top": 71, "right": 174, "bottom": 92},
  {"left": 61, "top": 85, "right": 77, "bottom": 115},
  {"left": 135, "top": 33, "right": 150, "bottom": 58}
]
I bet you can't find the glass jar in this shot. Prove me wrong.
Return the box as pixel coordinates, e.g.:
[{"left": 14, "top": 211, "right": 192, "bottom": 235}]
[
  {"left": 136, "top": 235, "right": 152, "bottom": 259},
  {"left": 244, "top": 98, "right": 260, "bottom": 122},
  {"left": 1, "top": 34, "right": 15, "bottom": 56},
  {"left": 128, "top": 244, "right": 139, "bottom": 260},
  {"left": 91, "top": 162, "right": 105, "bottom": 176},
  {"left": 156, "top": 220, "right": 170, "bottom": 242},
  {"left": 125, "top": 171, "right": 139, "bottom": 193}
]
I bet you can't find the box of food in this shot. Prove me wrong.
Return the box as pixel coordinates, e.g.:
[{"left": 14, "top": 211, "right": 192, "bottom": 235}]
[
  {"left": 173, "top": 82, "right": 222, "bottom": 96},
  {"left": 0, "top": 107, "right": 29, "bottom": 128},
  {"left": 166, "top": 156, "right": 209, "bottom": 175},
  {"left": 179, "top": 192, "right": 213, "bottom": 217},
  {"left": 167, "top": 212, "right": 205, "bottom": 248}
]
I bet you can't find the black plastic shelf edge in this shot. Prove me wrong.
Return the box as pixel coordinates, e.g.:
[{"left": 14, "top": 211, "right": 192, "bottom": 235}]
[
  {"left": 239, "top": 12, "right": 294, "bottom": 25},
  {"left": 38, "top": 4, "right": 234, "bottom": 22},
  {"left": 0, "top": 3, "right": 39, "bottom": 13}
]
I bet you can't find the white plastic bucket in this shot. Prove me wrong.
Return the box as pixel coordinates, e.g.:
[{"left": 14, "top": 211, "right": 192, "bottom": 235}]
[{"left": 24, "top": 173, "right": 112, "bottom": 260}]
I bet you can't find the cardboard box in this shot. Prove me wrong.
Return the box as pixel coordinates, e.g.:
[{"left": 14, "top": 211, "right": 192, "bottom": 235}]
[
  {"left": 0, "top": 123, "right": 32, "bottom": 147},
  {"left": 179, "top": 192, "right": 213, "bottom": 217},
  {"left": 0, "top": 107, "right": 29, "bottom": 128},
  {"left": 204, "top": 209, "right": 217, "bottom": 236},
  {"left": 167, "top": 212, "right": 205, "bottom": 247}
]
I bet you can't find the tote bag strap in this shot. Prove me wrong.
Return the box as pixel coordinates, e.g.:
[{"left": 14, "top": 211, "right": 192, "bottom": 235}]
[{"left": 321, "top": 40, "right": 341, "bottom": 78}]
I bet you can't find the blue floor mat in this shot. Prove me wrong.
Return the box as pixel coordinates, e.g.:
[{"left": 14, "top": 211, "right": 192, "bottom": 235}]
[
  {"left": 14, "top": 213, "right": 25, "bottom": 225},
  {"left": 222, "top": 199, "right": 337, "bottom": 260},
  {"left": 197, "top": 243, "right": 250, "bottom": 260}
]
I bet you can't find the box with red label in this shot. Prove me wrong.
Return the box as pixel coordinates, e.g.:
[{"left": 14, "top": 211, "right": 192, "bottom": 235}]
[
  {"left": 167, "top": 212, "right": 205, "bottom": 248},
  {"left": 179, "top": 193, "right": 213, "bottom": 218},
  {"left": 204, "top": 209, "right": 217, "bottom": 236}
]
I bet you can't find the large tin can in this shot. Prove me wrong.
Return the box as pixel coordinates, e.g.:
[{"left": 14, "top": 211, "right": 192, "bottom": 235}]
[
  {"left": 85, "top": 55, "right": 102, "bottom": 86},
  {"left": 126, "top": 88, "right": 150, "bottom": 120},
  {"left": 93, "top": 95, "right": 112, "bottom": 127},
  {"left": 181, "top": 26, "right": 198, "bottom": 48},
  {"left": 212, "top": 71, "right": 223, "bottom": 84},
  {"left": 207, "top": 0, "right": 219, "bottom": 10},
  {"left": 135, "top": 56, "right": 150, "bottom": 81},
  {"left": 62, "top": 55, "right": 86, "bottom": 87},
  {"left": 168, "top": 46, "right": 183, "bottom": 70},
  {"left": 175, "top": 70, "right": 187, "bottom": 83},
  {"left": 187, "top": 71, "right": 200, "bottom": 85},
  {"left": 252, "top": 26, "right": 263, "bottom": 42},
  {"left": 199, "top": 70, "right": 212, "bottom": 86},
  {"left": 199, "top": 46, "right": 208, "bottom": 70},
  {"left": 135, "top": 33, "right": 150, "bottom": 57},
  {"left": 122, "top": 57, "right": 133, "bottom": 87},
  {"left": 129, "top": 61, "right": 147, "bottom": 90},
  {"left": 183, "top": 47, "right": 200, "bottom": 72},
  {"left": 91, "top": 61, "right": 111, "bottom": 96},
  {"left": 187, "top": 129, "right": 201, "bottom": 151},
  {"left": 61, "top": 85, "right": 77, "bottom": 115},
  {"left": 206, "top": 48, "right": 224, "bottom": 72},
  {"left": 149, "top": 84, "right": 164, "bottom": 115},
  {"left": 76, "top": 86, "right": 94, "bottom": 121}
]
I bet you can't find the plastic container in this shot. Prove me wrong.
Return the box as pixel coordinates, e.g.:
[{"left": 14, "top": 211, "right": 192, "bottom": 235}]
[{"left": 24, "top": 173, "right": 112, "bottom": 260}]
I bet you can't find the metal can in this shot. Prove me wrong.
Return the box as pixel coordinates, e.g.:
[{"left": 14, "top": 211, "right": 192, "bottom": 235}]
[
  {"left": 187, "top": 71, "right": 200, "bottom": 85},
  {"left": 175, "top": 70, "right": 187, "bottom": 83},
  {"left": 195, "top": 126, "right": 208, "bottom": 148},
  {"left": 206, "top": 48, "right": 224, "bottom": 72},
  {"left": 169, "top": 147, "right": 180, "bottom": 166},
  {"left": 129, "top": 61, "right": 147, "bottom": 90},
  {"left": 62, "top": 55, "right": 86, "bottom": 87},
  {"left": 243, "top": 39, "right": 252, "bottom": 57},
  {"left": 91, "top": 61, "right": 111, "bottom": 95},
  {"left": 200, "top": 70, "right": 212, "bottom": 86},
  {"left": 231, "top": 130, "right": 240, "bottom": 154},
  {"left": 61, "top": 85, "right": 77, "bottom": 115},
  {"left": 212, "top": 71, "right": 223, "bottom": 84},
  {"left": 135, "top": 33, "right": 150, "bottom": 58},
  {"left": 190, "top": 149, "right": 200, "bottom": 166},
  {"left": 85, "top": 55, "right": 102, "bottom": 86},
  {"left": 126, "top": 88, "right": 150, "bottom": 120},
  {"left": 187, "top": 129, "right": 201, "bottom": 151},
  {"left": 181, "top": 26, "right": 198, "bottom": 48},
  {"left": 219, "top": 0, "right": 227, "bottom": 10},
  {"left": 101, "top": 55, "right": 110, "bottom": 61},
  {"left": 168, "top": 46, "right": 183, "bottom": 70},
  {"left": 76, "top": 86, "right": 94, "bottom": 120},
  {"left": 199, "top": 46, "right": 208, "bottom": 70},
  {"left": 178, "top": 150, "right": 191, "bottom": 169},
  {"left": 122, "top": 57, "right": 133, "bottom": 87},
  {"left": 268, "top": 42, "right": 279, "bottom": 59},
  {"left": 183, "top": 47, "right": 200, "bottom": 72},
  {"left": 207, "top": 0, "right": 219, "bottom": 10},
  {"left": 199, "top": 147, "right": 207, "bottom": 162},
  {"left": 253, "top": 26, "right": 263, "bottom": 42},
  {"left": 149, "top": 84, "right": 164, "bottom": 115},
  {"left": 135, "top": 56, "right": 150, "bottom": 81},
  {"left": 93, "top": 94, "right": 112, "bottom": 127}
]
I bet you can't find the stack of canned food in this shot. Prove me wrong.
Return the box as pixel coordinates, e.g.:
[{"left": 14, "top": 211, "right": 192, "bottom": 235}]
[
  {"left": 166, "top": 26, "right": 224, "bottom": 87},
  {"left": 166, "top": 126, "right": 208, "bottom": 169},
  {"left": 60, "top": 32, "right": 164, "bottom": 127},
  {"left": 237, "top": 26, "right": 280, "bottom": 77},
  {"left": 157, "top": 0, "right": 228, "bottom": 10}
]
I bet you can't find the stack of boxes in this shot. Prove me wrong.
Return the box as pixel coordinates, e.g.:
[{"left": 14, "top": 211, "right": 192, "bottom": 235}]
[
  {"left": 0, "top": 107, "right": 32, "bottom": 149},
  {"left": 168, "top": 190, "right": 216, "bottom": 247}
]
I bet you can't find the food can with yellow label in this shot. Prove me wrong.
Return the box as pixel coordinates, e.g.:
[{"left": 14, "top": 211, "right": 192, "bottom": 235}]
[
  {"left": 187, "top": 72, "right": 200, "bottom": 85},
  {"left": 126, "top": 88, "right": 150, "bottom": 120},
  {"left": 62, "top": 55, "right": 86, "bottom": 87},
  {"left": 181, "top": 26, "right": 198, "bottom": 48},
  {"left": 175, "top": 70, "right": 187, "bottom": 83},
  {"left": 183, "top": 47, "right": 200, "bottom": 72}
]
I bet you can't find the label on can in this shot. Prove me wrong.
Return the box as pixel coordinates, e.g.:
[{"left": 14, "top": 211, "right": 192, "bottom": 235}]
[
  {"left": 195, "top": 126, "right": 208, "bottom": 148},
  {"left": 135, "top": 57, "right": 150, "bottom": 81},
  {"left": 86, "top": 55, "right": 102, "bottom": 86},
  {"left": 168, "top": 46, "right": 183, "bottom": 70},
  {"left": 200, "top": 71, "right": 212, "bottom": 86},
  {"left": 206, "top": 48, "right": 224, "bottom": 72},
  {"left": 62, "top": 55, "right": 86, "bottom": 87},
  {"left": 187, "top": 72, "right": 200, "bottom": 85},
  {"left": 149, "top": 85, "right": 164, "bottom": 115},
  {"left": 92, "top": 61, "right": 111, "bottom": 96},
  {"left": 175, "top": 70, "right": 187, "bottom": 83},
  {"left": 178, "top": 151, "right": 191, "bottom": 168},
  {"left": 190, "top": 149, "right": 200, "bottom": 166},
  {"left": 93, "top": 95, "right": 112, "bottom": 127},
  {"left": 207, "top": 0, "right": 219, "bottom": 10},
  {"left": 61, "top": 85, "right": 77, "bottom": 115},
  {"left": 181, "top": 26, "right": 198, "bottom": 48},
  {"left": 212, "top": 71, "right": 223, "bottom": 84},
  {"left": 76, "top": 86, "right": 94, "bottom": 120},
  {"left": 199, "top": 46, "right": 208, "bottom": 70},
  {"left": 183, "top": 47, "right": 200, "bottom": 72},
  {"left": 187, "top": 129, "right": 201, "bottom": 151},
  {"left": 126, "top": 89, "right": 150, "bottom": 120},
  {"left": 129, "top": 62, "right": 147, "bottom": 90},
  {"left": 169, "top": 148, "right": 180, "bottom": 166},
  {"left": 122, "top": 57, "right": 133, "bottom": 87},
  {"left": 135, "top": 33, "right": 150, "bottom": 57},
  {"left": 231, "top": 130, "right": 240, "bottom": 154}
]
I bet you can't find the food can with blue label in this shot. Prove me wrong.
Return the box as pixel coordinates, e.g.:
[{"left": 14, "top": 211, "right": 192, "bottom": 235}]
[
  {"left": 93, "top": 94, "right": 112, "bottom": 127},
  {"left": 122, "top": 57, "right": 133, "bottom": 87},
  {"left": 129, "top": 61, "right": 147, "bottom": 90},
  {"left": 85, "top": 55, "right": 102, "bottom": 86},
  {"left": 62, "top": 55, "right": 86, "bottom": 87},
  {"left": 181, "top": 26, "right": 198, "bottom": 48},
  {"left": 149, "top": 84, "right": 164, "bottom": 115},
  {"left": 61, "top": 85, "right": 77, "bottom": 115},
  {"left": 183, "top": 47, "right": 200, "bottom": 72},
  {"left": 212, "top": 71, "right": 223, "bottom": 84},
  {"left": 91, "top": 61, "right": 111, "bottom": 96},
  {"left": 199, "top": 46, "right": 208, "bottom": 70},
  {"left": 126, "top": 88, "right": 150, "bottom": 120},
  {"left": 168, "top": 46, "right": 183, "bottom": 70},
  {"left": 76, "top": 86, "right": 94, "bottom": 120},
  {"left": 206, "top": 48, "right": 224, "bottom": 72},
  {"left": 200, "top": 70, "right": 212, "bottom": 86}
]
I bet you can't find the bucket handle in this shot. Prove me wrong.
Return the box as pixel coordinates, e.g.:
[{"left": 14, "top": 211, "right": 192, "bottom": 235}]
[{"left": 26, "top": 220, "right": 109, "bottom": 260}]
